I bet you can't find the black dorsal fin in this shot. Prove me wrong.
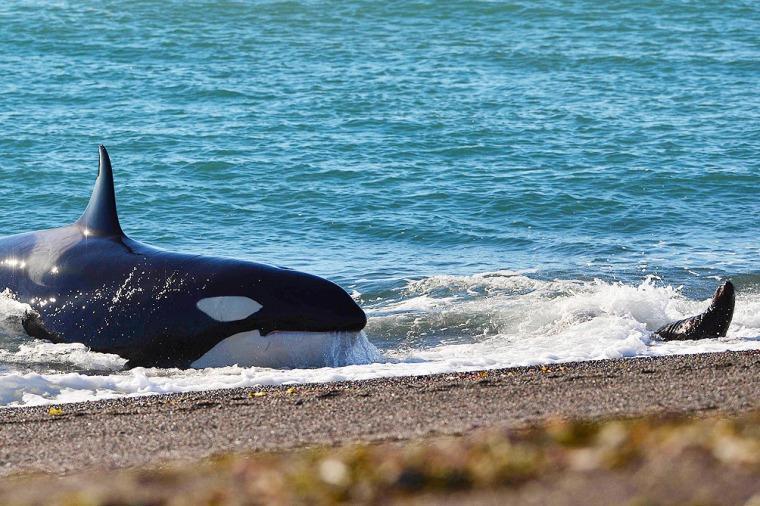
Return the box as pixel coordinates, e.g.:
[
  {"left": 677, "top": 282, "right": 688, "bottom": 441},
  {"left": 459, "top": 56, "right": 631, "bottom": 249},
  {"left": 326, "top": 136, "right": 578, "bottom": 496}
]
[{"left": 76, "top": 145, "right": 124, "bottom": 237}]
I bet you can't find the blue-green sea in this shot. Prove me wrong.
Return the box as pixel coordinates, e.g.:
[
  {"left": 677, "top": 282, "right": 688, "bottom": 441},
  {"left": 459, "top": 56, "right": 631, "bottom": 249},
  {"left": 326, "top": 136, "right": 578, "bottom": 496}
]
[{"left": 0, "top": 1, "right": 758, "bottom": 406}]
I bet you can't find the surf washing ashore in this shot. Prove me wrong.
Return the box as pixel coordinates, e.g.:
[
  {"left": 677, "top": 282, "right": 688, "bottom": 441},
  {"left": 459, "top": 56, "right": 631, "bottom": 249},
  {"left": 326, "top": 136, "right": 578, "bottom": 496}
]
[{"left": 1, "top": 273, "right": 759, "bottom": 407}]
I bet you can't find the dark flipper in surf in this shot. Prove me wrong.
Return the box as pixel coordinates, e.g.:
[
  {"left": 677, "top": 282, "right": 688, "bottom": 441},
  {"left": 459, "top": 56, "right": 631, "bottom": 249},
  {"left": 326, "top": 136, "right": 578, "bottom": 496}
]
[{"left": 654, "top": 280, "right": 735, "bottom": 341}]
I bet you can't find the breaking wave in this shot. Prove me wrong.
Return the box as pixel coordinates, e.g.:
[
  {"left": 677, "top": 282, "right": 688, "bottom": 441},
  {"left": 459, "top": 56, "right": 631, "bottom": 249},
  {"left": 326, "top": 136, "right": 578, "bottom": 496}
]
[{"left": 1, "top": 273, "right": 759, "bottom": 407}]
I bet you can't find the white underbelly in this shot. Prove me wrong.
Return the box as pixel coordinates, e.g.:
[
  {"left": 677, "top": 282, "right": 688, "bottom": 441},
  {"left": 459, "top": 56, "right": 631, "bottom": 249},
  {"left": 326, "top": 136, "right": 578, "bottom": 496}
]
[{"left": 190, "top": 330, "right": 364, "bottom": 369}]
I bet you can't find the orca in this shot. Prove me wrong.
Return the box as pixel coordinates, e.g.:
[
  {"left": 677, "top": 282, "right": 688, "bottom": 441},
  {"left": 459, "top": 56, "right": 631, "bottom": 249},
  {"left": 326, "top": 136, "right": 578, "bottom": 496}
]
[
  {"left": 0, "top": 146, "right": 367, "bottom": 369},
  {"left": 654, "top": 280, "right": 735, "bottom": 341}
]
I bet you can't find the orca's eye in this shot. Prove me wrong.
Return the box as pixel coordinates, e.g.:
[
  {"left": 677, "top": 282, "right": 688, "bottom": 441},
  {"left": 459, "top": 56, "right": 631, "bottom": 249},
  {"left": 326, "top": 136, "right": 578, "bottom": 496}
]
[{"left": 196, "top": 296, "right": 262, "bottom": 322}]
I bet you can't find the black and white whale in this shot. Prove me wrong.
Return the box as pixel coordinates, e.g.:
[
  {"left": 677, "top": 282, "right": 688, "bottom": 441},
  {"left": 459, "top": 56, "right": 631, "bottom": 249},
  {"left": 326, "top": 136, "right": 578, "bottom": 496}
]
[
  {"left": 655, "top": 280, "right": 735, "bottom": 341},
  {"left": 0, "top": 146, "right": 367, "bottom": 369}
]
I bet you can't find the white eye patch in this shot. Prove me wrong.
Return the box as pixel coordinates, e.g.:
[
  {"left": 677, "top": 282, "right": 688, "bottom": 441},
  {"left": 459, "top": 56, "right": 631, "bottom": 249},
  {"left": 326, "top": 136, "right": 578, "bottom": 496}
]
[{"left": 196, "top": 296, "right": 262, "bottom": 322}]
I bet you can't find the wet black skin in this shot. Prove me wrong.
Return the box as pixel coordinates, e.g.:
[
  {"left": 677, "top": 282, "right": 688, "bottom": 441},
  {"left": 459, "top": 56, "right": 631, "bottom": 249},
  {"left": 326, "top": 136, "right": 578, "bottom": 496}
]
[
  {"left": 0, "top": 146, "right": 366, "bottom": 368},
  {"left": 654, "top": 280, "right": 735, "bottom": 341}
]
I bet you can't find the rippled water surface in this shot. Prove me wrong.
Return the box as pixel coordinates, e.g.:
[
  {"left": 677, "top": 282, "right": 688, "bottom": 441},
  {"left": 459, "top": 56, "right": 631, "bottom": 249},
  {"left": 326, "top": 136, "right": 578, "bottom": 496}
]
[{"left": 0, "top": 1, "right": 758, "bottom": 405}]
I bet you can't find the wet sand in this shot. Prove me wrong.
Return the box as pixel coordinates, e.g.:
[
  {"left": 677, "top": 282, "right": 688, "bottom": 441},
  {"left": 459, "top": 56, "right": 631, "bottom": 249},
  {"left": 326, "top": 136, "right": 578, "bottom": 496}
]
[{"left": 1, "top": 349, "right": 758, "bottom": 476}]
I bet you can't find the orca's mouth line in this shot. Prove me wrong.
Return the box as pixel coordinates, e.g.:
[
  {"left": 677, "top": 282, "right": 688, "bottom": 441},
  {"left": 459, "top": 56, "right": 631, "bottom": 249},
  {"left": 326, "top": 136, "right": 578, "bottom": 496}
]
[{"left": 266, "top": 329, "right": 359, "bottom": 338}]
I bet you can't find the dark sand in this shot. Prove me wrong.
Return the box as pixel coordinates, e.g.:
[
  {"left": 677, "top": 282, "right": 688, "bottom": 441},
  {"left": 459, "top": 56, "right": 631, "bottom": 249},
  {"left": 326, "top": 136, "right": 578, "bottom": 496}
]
[{"left": 1, "top": 350, "right": 758, "bottom": 476}]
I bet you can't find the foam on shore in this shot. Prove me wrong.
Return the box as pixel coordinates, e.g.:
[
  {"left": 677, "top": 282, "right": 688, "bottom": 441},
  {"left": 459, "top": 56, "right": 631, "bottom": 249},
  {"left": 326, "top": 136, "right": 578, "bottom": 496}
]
[{"left": 1, "top": 274, "right": 758, "bottom": 407}]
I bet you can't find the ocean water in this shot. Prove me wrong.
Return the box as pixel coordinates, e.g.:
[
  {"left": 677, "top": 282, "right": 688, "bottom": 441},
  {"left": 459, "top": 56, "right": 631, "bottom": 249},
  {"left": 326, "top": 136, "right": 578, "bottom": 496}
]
[{"left": 0, "top": 1, "right": 758, "bottom": 406}]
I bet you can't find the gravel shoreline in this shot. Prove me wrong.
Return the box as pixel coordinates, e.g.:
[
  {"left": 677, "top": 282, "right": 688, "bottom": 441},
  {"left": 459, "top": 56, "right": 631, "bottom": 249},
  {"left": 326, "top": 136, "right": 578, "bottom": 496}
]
[{"left": 1, "top": 349, "right": 758, "bottom": 476}]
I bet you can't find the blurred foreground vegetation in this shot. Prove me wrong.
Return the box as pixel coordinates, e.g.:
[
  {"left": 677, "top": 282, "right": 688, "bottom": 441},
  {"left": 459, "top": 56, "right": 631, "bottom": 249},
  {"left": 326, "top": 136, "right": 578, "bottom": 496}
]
[{"left": 1, "top": 410, "right": 758, "bottom": 505}]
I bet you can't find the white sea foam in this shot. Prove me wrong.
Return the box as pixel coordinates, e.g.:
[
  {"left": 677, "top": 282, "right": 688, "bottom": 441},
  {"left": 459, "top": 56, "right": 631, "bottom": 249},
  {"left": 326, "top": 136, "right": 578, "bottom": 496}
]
[
  {"left": 1, "top": 274, "right": 758, "bottom": 407},
  {"left": 0, "top": 289, "right": 30, "bottom": 335},
  {"left": 0, "top": 341, "right": 127, "bottom": 372}
]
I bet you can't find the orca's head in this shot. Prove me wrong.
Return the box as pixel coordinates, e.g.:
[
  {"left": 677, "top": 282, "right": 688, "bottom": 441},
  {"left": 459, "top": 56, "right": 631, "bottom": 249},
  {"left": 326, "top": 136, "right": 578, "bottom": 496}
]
[
  {"left": 181, "top": 259, "right": 368, "bottom": 368},
  {"left": 225, "top": 264, "right": 366, "bottom": 335}
]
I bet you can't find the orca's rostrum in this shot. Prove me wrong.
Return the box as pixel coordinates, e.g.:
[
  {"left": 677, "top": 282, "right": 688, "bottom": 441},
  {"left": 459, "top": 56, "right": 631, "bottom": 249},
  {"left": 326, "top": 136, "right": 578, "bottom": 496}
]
[{"left": 0, "top": 146, "right": 367, "bottom": 368}]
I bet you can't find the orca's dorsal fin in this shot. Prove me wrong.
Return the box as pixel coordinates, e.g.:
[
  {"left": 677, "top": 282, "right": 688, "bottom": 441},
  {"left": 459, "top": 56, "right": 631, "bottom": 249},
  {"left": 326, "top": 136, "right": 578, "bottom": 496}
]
[{"left": 76, "top": 145, "right": 124, "bottom": 237}]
